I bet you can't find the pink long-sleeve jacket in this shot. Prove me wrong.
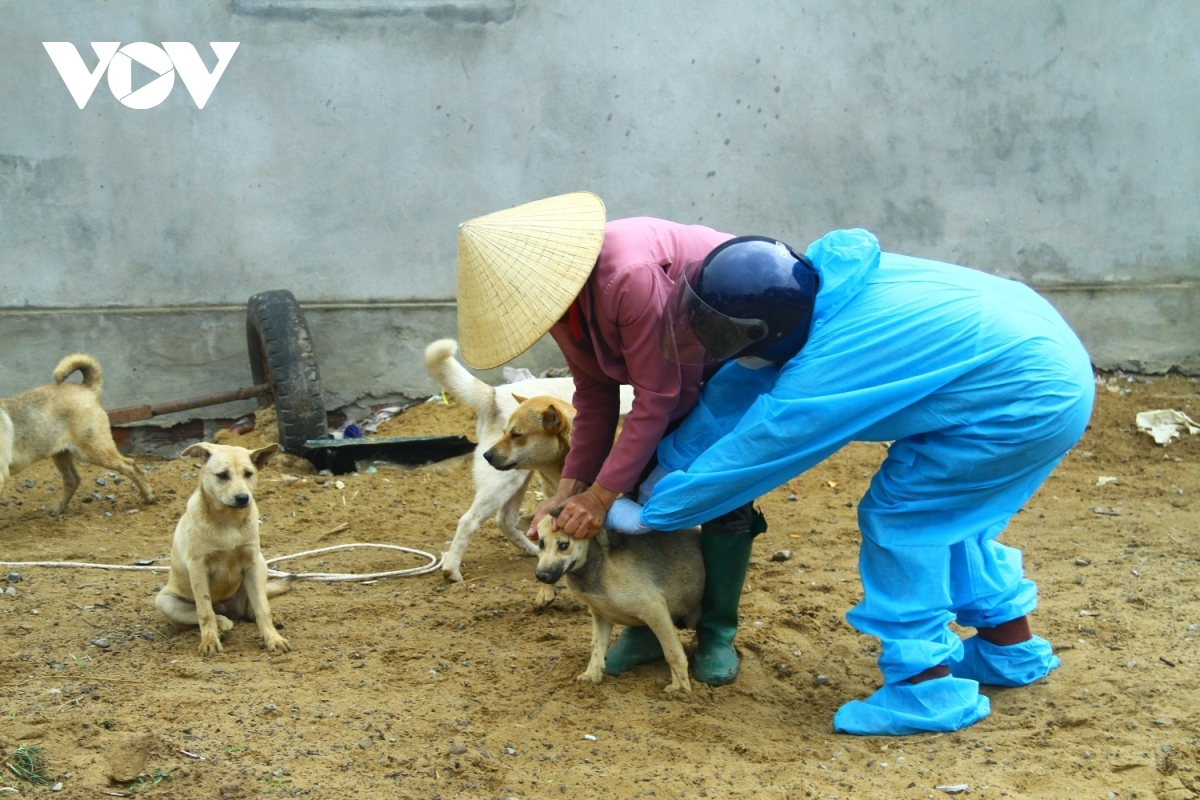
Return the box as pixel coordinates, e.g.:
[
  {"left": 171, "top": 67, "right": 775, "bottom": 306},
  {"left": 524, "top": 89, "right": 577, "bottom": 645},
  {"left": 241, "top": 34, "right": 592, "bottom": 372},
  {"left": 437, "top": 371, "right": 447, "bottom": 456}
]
[{"left": 548, "top": 217, "right": 733, "bottom": 494}]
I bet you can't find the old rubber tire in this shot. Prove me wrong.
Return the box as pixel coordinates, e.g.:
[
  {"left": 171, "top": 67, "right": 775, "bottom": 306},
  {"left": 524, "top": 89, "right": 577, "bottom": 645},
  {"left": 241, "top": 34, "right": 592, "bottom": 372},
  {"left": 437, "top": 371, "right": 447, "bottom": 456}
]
[{"left": 246, "top": 290, "right": 328, "bottom": 453}]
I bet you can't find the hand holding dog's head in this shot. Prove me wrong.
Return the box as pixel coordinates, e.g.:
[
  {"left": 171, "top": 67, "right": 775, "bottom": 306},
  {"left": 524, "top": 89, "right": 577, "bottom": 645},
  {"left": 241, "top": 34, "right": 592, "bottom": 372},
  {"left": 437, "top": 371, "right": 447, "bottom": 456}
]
[
  {"left": 180, "top": 442, "right": 278, "bottom": 510},
  {"left": 534, "top": 512, "right": 589, "bottom": 584}
]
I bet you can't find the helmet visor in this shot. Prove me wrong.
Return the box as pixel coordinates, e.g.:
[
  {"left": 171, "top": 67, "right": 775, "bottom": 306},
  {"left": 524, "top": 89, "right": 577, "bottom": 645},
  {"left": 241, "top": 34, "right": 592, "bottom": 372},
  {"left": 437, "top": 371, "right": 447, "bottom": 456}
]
[{"left": 661, "top": 262, "right": 769, "bottom": 365}]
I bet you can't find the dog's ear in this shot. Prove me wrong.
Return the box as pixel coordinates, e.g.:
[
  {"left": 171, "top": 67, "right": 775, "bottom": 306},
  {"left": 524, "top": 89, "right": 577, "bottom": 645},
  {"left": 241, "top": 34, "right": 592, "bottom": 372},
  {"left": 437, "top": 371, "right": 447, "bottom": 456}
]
[
  {"left": 249, "top": 443, "right": 280, "bottom": 469},
  {"left": 535, "top": 513, "right": 558, "bottom": 541},
  {"left": 542, "top": 404, "right": 565, "bottom": 434},
  {"left": 180, "top": 443, "right": 213, "bottom": 462},
  {"left": 511, "top": 394, "right": 528, "bottom": 405}
]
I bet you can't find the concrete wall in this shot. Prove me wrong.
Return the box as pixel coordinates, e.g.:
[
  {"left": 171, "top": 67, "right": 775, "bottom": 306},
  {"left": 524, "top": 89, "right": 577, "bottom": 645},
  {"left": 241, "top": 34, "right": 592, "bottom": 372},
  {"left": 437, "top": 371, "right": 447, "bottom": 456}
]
[{"left": 2, "top": 1, "right": 1197, "bottom": 424}]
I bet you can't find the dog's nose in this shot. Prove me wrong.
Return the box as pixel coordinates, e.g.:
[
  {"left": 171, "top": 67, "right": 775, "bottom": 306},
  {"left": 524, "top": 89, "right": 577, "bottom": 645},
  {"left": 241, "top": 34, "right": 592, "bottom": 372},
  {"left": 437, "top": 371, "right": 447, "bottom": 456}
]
[
  {"left": 482, "top": 449, "right": 497, "bottom": 466},
  {"left": 534, "top": 569, "right": 556, "bottom": 584},
  {"left": 232, "top": 493, "right": 250, "bottom": 507}
]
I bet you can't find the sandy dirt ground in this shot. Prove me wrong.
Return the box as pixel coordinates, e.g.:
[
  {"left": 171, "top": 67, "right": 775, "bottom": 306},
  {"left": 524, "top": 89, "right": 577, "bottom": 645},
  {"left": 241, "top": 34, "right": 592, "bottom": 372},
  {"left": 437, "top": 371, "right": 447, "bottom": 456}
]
[{"left": 1, "top": 372, "right": 1198, "bottom": 800}]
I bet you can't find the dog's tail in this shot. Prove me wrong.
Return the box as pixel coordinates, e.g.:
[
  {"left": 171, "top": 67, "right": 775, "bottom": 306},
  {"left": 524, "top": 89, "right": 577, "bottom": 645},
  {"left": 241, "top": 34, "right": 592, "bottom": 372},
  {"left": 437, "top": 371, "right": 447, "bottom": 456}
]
[
  {"left": 53, "top": 353, "right": 104, "bottom": 395},
  {"left": 266, "top": 574, "right": 296, "bottom": 598},
  {"left": 423, "top": 339, "right": 499, "bottom": 420}
]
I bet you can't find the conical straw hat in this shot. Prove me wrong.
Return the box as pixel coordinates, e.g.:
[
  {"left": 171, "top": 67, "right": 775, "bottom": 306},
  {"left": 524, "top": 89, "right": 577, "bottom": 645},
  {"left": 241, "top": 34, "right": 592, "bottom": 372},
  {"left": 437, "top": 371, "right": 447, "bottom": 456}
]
[{"left": 456, "top": 191, "right": 606, "bottom": 369}]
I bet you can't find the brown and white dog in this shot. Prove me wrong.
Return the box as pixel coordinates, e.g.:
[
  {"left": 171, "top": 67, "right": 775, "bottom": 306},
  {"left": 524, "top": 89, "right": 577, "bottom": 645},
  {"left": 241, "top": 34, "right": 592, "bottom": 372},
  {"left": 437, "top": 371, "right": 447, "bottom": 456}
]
[
  {"left": 0, "top": 354, "right": 155, "bottom": 516},
  {"left": 535, "top": 513, "right": 704, "bottom": 694},
  {"left": 482, "top": 393, "right": 577, "bottom": 606},
  {"left": 424, "top": 339, "right": 633, "bottom": 590}
]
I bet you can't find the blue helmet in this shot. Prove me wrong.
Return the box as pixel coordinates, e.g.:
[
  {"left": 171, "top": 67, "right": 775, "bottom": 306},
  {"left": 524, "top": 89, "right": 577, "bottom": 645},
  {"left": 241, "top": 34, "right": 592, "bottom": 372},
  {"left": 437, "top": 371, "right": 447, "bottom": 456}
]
[{"left": 661, "top": 236, "right": 819, "bottom": 365}]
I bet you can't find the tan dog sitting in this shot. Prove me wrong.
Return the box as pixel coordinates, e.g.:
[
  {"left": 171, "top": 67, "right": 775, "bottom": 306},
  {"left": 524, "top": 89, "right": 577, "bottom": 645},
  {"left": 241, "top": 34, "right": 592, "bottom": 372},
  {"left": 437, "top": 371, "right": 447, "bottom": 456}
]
[
  {"left": 0, "top": 354, "right": 155, "bottom": 515},
  {"left": 156, "top": 442, "right": 292, "bottom": 655}
]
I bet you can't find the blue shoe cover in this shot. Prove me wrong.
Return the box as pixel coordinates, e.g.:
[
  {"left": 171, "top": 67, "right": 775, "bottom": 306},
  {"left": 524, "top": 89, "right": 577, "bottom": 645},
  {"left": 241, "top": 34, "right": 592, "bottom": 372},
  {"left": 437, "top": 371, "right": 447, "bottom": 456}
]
[
  {"left": 950, "top": 635, "right": 1059, "bottom": 687},
  {"left": 832, "top": 677, "right": 990, "bottom": 736}
]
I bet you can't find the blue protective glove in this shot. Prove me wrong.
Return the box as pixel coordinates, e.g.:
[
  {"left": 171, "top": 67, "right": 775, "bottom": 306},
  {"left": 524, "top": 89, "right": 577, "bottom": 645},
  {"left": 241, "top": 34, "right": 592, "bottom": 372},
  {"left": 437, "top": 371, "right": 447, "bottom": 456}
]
[
  {"left": 832, "top": 676, "right": 990, "bottom": 736},
  {"left": 636, "top": 464, "right": 670, "bottom": 505},
  {"left": 606, "top": 498, "right": 651, "bottom": 534},
  {"left": 950, "top": 635, "right": 1060, "bottom": 687}
]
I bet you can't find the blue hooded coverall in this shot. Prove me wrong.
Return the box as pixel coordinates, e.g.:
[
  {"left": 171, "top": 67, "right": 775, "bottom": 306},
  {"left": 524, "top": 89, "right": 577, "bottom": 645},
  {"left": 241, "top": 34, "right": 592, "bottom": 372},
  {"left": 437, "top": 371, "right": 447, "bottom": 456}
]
[{"left": 638, "top": 229, "right": 1094, "bottom": 735}]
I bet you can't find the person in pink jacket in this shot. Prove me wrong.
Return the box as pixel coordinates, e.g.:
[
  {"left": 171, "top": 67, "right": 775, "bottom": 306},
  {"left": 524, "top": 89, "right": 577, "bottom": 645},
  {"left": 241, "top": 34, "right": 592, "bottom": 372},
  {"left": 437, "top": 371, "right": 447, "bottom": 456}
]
[
  {"left": 540, "top": 215, "right": 729, "bottom": 531},
  {"left": 455, "top": 192, "right": 765, "bottom": 685}
]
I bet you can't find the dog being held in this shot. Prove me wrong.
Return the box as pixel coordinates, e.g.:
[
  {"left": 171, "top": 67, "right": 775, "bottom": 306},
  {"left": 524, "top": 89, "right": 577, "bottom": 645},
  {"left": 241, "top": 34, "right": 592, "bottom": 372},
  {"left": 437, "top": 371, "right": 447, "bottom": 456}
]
[
  {"left": 483, "top": 392, "right": 577, "bottom": 606},
  {"left": 424, "top": 339, "right": 633, "bottom": 587},
  {"left": 156, "top": 442, "right": 292, "bottom": 655},
  {"left": 535, "top": 513, "right": 704, "bottom": 694},
  {"left": 0, "top": 354, "right": 155, "bottom": 516}
]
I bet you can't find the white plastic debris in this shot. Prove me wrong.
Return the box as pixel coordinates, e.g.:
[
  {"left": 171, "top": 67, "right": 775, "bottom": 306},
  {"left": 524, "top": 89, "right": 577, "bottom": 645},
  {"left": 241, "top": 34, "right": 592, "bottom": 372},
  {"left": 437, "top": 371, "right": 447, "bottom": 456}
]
[
  {"left": 503, "top": 367, "right": 537, "bottom": 383},
  {"left": 359, "top": 405, "right": 403, "bottom": 434},
  {"left": 936, "top": 786, "right": 969, "bottom": 795},
  {"left": 1136, "top": 409, "right": 1200, "bottom": 445},
  {"left": 1096, "top": 476, "right": 1119, "bottom": 486}
]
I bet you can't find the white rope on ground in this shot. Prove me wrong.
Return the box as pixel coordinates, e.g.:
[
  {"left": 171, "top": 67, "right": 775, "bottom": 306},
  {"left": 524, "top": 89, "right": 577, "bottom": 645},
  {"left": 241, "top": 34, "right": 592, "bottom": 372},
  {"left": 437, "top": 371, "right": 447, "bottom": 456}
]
[
  {"left": 265, "top": 543, "right": 441, "bottom": 581},
  {"left": 0, "top": 525, "right": 443, "bottom": 582},
  {"left": 0, "top": 561, "right": 167, "bottom": 573}
]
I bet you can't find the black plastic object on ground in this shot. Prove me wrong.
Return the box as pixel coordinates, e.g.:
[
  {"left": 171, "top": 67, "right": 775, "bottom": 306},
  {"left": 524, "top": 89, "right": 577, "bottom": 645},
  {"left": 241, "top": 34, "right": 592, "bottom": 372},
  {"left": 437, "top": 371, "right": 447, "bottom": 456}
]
[
  {"left": 246, "top": 290, "right": 329, "bottom": 453},
  {"left": 302, "top": 435, "right": 475, "bottom": 475}
]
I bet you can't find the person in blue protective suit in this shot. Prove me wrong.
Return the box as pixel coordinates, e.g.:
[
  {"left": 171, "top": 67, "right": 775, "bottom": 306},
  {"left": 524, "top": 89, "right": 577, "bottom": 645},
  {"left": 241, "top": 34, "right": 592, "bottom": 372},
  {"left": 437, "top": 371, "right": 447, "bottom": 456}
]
[{"left": 604, "top": 229, "right": 1095, "bottom": 736}]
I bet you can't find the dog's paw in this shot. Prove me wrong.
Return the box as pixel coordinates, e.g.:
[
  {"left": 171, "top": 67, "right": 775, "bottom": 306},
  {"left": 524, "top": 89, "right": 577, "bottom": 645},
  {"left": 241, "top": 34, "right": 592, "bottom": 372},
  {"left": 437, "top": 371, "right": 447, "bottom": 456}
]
[
  {"left": 532, "top": 583, "right": 557, "bottom": 609},
  {"left": 575, "top": 667, "right": 604, "bottom": 685},
  {"left": 142, "top": 490, "right": 157, "bottom": 504},
  {"left": 216, "top": 615, "right": 234, "bottom": 633},
  {"left": 264, "top": 634, "right": 290, "bottom": 653},
  {"left": 440, "top": 554, "right": 464, "bottom": 583},
  {"left": 198, "top": 634, "right": 224, "bottom": 656},
  {"left": 663, "top": 679, "right": 693, "bottom": 696}
]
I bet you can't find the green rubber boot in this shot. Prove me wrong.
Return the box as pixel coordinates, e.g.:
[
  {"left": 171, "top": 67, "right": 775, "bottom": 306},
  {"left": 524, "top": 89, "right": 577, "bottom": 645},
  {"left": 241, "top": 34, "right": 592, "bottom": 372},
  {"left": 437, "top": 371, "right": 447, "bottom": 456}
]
[
  {"left": 603, "top": 624, "right": 664, "bottom": 675},
  {"left": 693, "top": 507, "right": 763, "bottom": 686}
]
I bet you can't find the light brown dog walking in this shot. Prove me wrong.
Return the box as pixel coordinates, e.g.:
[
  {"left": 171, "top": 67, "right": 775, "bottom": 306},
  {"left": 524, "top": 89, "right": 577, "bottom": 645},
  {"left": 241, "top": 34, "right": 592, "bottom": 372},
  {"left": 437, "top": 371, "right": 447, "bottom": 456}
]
[{"left": 0, "top": 354, "right": 155, "bottom": 515}]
